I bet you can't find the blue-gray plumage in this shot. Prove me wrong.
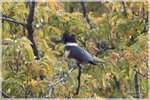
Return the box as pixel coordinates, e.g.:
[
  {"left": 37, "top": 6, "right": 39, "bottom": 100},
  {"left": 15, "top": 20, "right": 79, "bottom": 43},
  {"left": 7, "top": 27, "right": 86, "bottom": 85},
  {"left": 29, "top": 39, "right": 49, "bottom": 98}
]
[
  {"left": 65, "top": 44, "right": 95, "bottom": 64},
  {"left": 59, "top": 32, "right": 96, "bottom": 65}
]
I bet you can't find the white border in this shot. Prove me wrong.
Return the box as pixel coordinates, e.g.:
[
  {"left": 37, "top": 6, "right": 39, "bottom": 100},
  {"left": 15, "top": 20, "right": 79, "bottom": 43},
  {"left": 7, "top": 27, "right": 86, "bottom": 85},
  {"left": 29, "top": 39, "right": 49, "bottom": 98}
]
[
  {"left": 1, "top": 1, "right": 149, "bottom": 100},
  {"left": 148, "top": 2, "right": 150, "bottom": 100},
  {"left": 1, "top": 0, "right": 149, "bottom": 2},
  {"left": 0, "top": 0, "right": 2, "bottom": 99}
]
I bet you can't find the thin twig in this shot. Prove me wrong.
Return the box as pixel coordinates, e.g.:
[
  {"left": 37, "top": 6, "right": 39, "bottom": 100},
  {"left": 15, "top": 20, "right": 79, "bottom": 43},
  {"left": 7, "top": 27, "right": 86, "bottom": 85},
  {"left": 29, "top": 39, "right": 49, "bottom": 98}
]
[
  {"left": 77, "top": 36, "right": 86, "bottom": 48},
  {"left": 113, "top": 75, "right": 121, "bottom": 92},
  {"left": 122, "top": 2, "right": 127, "bottom": 17},
  {"left": 74, "top": 64, "right": 82, "bottom": 95},
  {"left": 140, "top": 11, "right": 148, "bottom": 34},
  {"left": 96, "top": 47, "right": 113, "bottom": 56},
  {"left": 46, "top": 64, "right": 78, "bottom": 97},
  {"left": 131, "top": 67, "right": 148, "bottom": 79},
  {"left": 80, "top": 2, "right": 113, "bottom": 56},
  {"left": 135, "top": 71, "right": 140, "bottom": 98},
  {"left": 0, "top": 90, "right": 10, "bottom": 98},
  {"left": 2, "top": 16, "right": 26, "bottom": 27},
  {"left": 81, "top": 2, "right": 95, "bottom": 29}
]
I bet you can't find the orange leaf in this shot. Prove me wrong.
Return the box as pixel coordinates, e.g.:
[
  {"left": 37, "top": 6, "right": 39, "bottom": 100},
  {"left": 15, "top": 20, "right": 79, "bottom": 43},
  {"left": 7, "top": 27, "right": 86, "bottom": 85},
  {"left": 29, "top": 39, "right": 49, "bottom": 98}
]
[
  {"left": 48, "top": 2, "right": 56, "bottom": 11},
  {"left": 48, "top": 0, "right": 64, "bottom": 11},
  {"left": 57, "top": 2, "right": 64, "bottom": 9}
]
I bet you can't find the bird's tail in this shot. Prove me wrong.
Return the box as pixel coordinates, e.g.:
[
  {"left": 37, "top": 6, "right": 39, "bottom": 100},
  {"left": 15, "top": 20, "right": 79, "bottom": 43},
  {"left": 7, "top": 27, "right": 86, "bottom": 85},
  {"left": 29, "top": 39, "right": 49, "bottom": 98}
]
[
  {"left": 89, "top": 61, "right": 97, "bottom": 65},
  {"left": 93, "top": 59, "right": 105, "bottom": 63},
  {"left": 89, "top": 60, "right": 105, "bottom": 65}
]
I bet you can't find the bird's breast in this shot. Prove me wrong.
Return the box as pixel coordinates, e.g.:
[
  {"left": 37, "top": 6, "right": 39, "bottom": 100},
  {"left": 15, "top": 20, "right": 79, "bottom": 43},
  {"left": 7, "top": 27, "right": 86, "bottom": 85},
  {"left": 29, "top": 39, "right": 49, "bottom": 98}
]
[
  {"left": 64, "top": 50, "right": 70, "bottom": 57},
  {"left": 64, "top": 49, "right": 83, "bottom": 64}
]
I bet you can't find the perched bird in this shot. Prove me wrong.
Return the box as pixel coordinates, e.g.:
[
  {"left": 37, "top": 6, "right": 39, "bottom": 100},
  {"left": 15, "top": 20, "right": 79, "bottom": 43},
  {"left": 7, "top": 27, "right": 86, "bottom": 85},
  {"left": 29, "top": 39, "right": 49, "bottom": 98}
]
[
  {"left": 56, "top": 32, "right": 103, "bottom": 95},
  {"left": 58, "top": 32, "right": 96, "bottom": 65}
]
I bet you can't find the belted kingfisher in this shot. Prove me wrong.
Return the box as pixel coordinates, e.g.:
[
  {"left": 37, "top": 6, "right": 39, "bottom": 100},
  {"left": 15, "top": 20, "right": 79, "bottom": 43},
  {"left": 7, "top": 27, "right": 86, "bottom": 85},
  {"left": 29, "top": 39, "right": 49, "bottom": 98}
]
[
  {"left": 58, "top": 32, "right": 96, "bottom": 65},
  {"left": 55, "top": 32, "right": 100, "bottom": 95}
]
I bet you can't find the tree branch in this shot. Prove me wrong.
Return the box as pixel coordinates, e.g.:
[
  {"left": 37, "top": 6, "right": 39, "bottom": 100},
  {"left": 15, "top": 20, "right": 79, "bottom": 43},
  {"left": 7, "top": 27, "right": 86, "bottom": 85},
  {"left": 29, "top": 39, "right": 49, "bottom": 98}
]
[
  {"left": 135, "top": 71, "right": 140, "bottom": 98},
  {"left": 122, "top": 2, "right": 127, "bottom": 17},
  {"left": 1, "top": 16, "right": 26, "bottom": 27},
  {"left": 2, "top": 1, "right": 40, "bottom": 60},
  {"left": 77, "top": 36, "right": 87, "bottom": 48},
  {"left": 0, "top": 90, "right": 10, "bottom": 98},
  {"left": 74, "top": 64, "right": 82, "bottom": 95},
  {"left": 46, "top": 64, "right": 78, "bottom": 97},
  {"left": 113, "top": 75, "right": 122, "bottom": 92},
  {"left": 131, "top": 67, "right": 148, "bottom": 79},
  {"left": 140, "top": 11, "right": 148, "bottom": 34},
  {"left": 80, "top": 2, "right": 113, "bottom": 56},
  {"left": 26, "top": 1, "right": 39, "bottom": 60},
  {"left": 81, "top": 2, "right": 95, "bottom": 29},
  {"left": 96, "top": 47, "right": 113, "bottom": 56}
]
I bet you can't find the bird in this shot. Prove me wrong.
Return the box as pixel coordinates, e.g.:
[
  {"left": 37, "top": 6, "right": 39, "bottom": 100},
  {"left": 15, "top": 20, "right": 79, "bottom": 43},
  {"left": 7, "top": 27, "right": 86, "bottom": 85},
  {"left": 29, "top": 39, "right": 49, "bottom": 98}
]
[
  {"left": 56, "top": 32, "right": 101, "bottom": 95},
  {"left": 58, "top": 32, "right": 96, "bottom": 65}
]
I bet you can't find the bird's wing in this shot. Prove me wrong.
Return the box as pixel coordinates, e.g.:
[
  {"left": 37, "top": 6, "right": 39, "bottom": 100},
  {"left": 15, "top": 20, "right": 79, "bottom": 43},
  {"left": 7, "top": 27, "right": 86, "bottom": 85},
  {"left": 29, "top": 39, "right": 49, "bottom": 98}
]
[{"left": 67, "top": 46, "right": 94, "bottom": 62}]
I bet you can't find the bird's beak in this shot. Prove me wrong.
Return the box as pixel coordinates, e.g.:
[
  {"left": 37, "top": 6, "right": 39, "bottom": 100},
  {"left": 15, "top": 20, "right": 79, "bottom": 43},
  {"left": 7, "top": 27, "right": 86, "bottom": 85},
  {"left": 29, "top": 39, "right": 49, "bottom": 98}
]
[{"left": 54, "top": 39, "right": 64, "bottom": 43}]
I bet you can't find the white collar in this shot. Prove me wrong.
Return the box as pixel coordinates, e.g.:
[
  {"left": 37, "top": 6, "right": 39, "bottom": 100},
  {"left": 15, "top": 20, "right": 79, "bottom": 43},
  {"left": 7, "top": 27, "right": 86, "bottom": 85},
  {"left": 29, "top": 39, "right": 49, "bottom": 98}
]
[{"left": 65, "top": 43, "right": 78, "bottom": 46}]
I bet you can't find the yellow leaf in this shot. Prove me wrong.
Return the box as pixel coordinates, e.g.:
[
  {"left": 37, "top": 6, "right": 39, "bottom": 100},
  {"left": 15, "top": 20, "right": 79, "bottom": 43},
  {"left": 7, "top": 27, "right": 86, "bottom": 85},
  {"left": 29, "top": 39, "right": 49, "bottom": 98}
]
[
  {"left": 31, "top": 79, "right": 35, "bottom": 86},
  {"left": 42, "top": 39, "right": 49, "bottom": 49},
  {"left": 62, "top": 86, "right": 66, "bottom": 91},
  {"left": 102, "top": 79, "right": 106, "bottom": 88},
  {"left": 49, "top": 26, "right": 61, "bottom": 34},
  {"left": 92, "top": 81, "right": 97, "bottom": 88}
]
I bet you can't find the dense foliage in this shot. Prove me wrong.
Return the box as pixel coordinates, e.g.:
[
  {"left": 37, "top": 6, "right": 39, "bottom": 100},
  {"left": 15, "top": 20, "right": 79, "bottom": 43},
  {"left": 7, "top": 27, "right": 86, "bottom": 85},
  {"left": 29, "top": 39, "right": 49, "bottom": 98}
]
[{"left": 2, "top": 2, "right": 148, "bottom": 98}]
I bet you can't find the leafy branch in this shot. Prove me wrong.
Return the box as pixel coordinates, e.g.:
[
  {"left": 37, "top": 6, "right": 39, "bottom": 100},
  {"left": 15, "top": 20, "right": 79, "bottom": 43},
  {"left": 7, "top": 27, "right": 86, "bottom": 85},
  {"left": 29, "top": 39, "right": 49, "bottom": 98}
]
[
  {"left": 80, "top": 2, "right": 114, "bottom": 56},
  {"left": 1, "top": 1, "right": 39, "bottom": 60},
  {"left": 81, "top": 2, "right": 95, "bottom": 29},
  {"left": 46, "top": 64, "right": 78, "bottom": 97},
  {"left": 2, "top": 15, "right": 26, "bottom": 27},
  {"left": 26, "top": 1, "right": 39, "bottom": 60}
]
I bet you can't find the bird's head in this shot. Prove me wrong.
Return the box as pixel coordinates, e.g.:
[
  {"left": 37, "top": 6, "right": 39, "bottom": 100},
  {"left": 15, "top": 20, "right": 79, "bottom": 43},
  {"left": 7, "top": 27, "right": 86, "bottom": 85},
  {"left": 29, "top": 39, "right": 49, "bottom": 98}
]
[
  {"left": 62, "top": 32, "right": 76, "bottom": 44},
  {"left": 57, "top": 32, "right": 76, "bottom": 44}
]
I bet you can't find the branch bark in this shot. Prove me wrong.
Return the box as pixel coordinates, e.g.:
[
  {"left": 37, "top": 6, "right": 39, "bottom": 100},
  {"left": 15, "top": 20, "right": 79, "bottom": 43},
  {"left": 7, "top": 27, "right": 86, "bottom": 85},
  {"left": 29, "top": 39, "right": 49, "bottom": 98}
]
[
  {"left": 135, "top": 71, "right": 140, "bottom": 98},
  {"left": 2, "top": 1, "right": 39, "bottom": 60},
  {"left": 80, "top": 2, "right": 113, "bottom": 56},
  {"left": 2, "top": 16, "right": 26, "bottom": 27},
  {"left": 74, "top": 64, "right": 82, "bottom": 95},
  {"left": 131, "top": 67, "right": 148, "bottom": 79},
  {"left": 122, "top": 2, "right": 127, "bottom": 17},
  {"left": 140, "top": 11, "right": 148, "bottom": 34},
  {"left": 113, "top": 75, "right": 121, "bottom": 92},
  {"left": 96, "top": 47, "right": 113, "bottom": 56},
  {"left": 26, "top": 1, "right": 39, "bottom": 60},
  {"left": 0, "top": 90, "right": 10, "bottom": 98},
  {"left": 81, "top": 2, "right": 95, "bottom": 29}
]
